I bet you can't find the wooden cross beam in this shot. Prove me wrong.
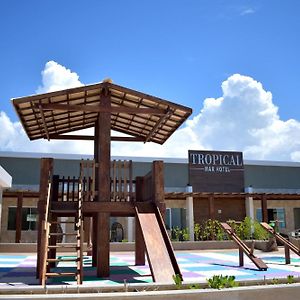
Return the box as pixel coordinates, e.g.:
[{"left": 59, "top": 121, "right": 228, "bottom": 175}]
[
  {"left": 49, "top": 134, "right": 145, "bottom": 142},
  {"left": 36, "top": 103, "right": 167, "bottom": 115}
]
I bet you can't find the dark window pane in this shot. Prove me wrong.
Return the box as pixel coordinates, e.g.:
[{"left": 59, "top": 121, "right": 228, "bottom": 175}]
[{"left": 7, "top": 207, "right": 17, "bottom": 230}]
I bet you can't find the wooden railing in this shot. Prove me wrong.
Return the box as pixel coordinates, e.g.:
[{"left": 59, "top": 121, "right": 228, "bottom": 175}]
[
  {"left": 111, "top": 160, "right": 134, "bottom": 202},
  {"left": 51, "top": 159, "right": 135, "bottom": 202}
]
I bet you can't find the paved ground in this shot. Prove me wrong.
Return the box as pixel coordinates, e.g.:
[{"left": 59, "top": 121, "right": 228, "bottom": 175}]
[{"left": 0, "top": 248, "right": 300, "bottom": 286}]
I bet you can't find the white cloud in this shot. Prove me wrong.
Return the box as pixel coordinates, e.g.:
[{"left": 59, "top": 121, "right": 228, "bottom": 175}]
[
  {"left": 1, "top": 62, "right": 300, "bottom": 162},
  {"left": 240, "top": 8, "right": 255, "bottom": 16},
  {"left": 115, "top": 74, "right": 300, "bottom": 161},
  {"left": 36, "top": 61, "right": 83, "bottom": 93},
  {"left": 0, "top": 61, "right": 93, "bottom": 154}
]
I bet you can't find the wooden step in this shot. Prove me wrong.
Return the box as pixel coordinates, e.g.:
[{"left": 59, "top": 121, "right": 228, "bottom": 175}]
[
  {"left": 47, "top": 257, "right": 79, "bottom": 262},
  {"left": 46, "top": 272, "right": 78, "bottom": 277},
  {"left": 51, "top": 221, "right": 75, "bottom": 224},
  {"left": 49, "top": 232, "right": 77, "bottom": 236},
  {"left": 50, "top": 210, "right": 77, "bottom": 214},
  {"left": 48, "top": 244, "right": 78, "bottom": 249}
]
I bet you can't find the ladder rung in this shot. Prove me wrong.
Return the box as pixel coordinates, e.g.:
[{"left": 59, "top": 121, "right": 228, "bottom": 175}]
[
  {"left": 46, "top": 272, "right": 78, "bottom": 277},
  {"left": 47, "top": 258, "right": 79, "bottom": 262},
  {"left": 49, "top": 233, "right": 77, "bottom": 236},
  {"left": 51, "top": 221, "right": 75, "bottom": 224},
  {"left": 51, "top": 210, "right": 77, "bottom": 214},
  {"left": 48, "top": 244, "right": 79, "bottom": 249}
]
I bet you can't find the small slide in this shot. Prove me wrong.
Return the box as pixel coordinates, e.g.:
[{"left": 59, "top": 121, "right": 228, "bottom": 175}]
[
  {"left": 220, "top": 222, "right": 268, "bottom": 271},
  {"left": 260, "top": 222, "right": 300, "bottom": 262},
  {"left": 135, "top": 202, "right": 181, "bottom": 283}
]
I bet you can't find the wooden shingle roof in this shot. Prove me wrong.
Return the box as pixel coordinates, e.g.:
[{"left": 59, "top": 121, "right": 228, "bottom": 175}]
[{"left": 12, "top": 82, "right": 192, "bottom": 144}]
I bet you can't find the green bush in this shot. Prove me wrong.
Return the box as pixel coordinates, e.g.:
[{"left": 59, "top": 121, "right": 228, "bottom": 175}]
[
  {"left": 173, "top": 217, "right": 268, "bottom": 242},
  {"left": 207, "top": 275, "right": 238, "bottom": 289},
  {"left": 228, "top": 217, "right": 269, "bottom": 240},
  {"left": 194, "top": 220, "right": 226, "bottom": 241}
]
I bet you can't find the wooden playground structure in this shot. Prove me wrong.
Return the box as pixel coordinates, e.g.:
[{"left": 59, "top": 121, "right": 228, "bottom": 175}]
[
  {"left": 11, "top": 80, "right": 300, "bottom": 285},
  {"left": 12, "top": 81, "right": 192, "bottom": 284}
]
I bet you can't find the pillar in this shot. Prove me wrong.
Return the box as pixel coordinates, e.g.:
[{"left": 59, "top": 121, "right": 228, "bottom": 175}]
[
  {"left": 95, "top": 87, "right": 111, "bottom": 278},
  {"left": 15, "top": 193, "right": 23, "bottom": 243},
  {"left": 261, "top": 194, "right": 268, "bottom": 223},
  {"left": 127, "top": 217, "right": 134, "bottom": 242},
  {"left": 135, "top": 176, "right": 145, "bottom": 265},
  {"left": 185, "top": 185, "right": 194, "bottom": 241},
  {"left": 245, "top": 186, "right": 255, "bottom": 219}
]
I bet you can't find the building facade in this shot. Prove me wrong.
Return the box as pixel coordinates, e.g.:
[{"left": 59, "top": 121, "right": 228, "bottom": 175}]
[{"left": 1, "top": 151, "right": 300, "bottom": 243}]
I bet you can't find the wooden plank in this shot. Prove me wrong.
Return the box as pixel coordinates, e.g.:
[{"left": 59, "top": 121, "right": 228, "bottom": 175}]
[
  {"left": 135, "top": 214, "right": 145, "bottom": 265},
  {"left": 96, "top": 87, "right": 111, "bottom": 278},
  {"left": 135, "top": 203, "right": 176, "bottom": 283},
  {"left": 129, "top": 160, "right": 133, "bottom": 201},
  {"left": 118, "top": 160, "right": 122, "bottom": 201},
  {"left": 39, "top": 103, "right": 167, "bottom": 115},
  {"left": 92, "top": 215, "right": 97, "bottom": 267},
  {"left": 145, "top": 110, "right": 172, "bottom": 142},
  {"left": 37, "top": 158, "right": 53, "bottom": 279},
  {"left": 15, "top": 193, "right": 23, "bottom": 243},
  {"left": 97, "top": 212, "right": 110, "bottom": 277},
  {"left": 38, "top": 104, "right": 50, "bottom": 140},
  {"left": 49, "top": 134, "right": 145, "bottom": 142},
  {"left": 220, "top": 222, "right": 268, "bottom": 270},
  {"left": 152, "top": 161, "right": 164, "bottom": 204},
  {"left": 209, "top": 195, "right": 215, "bottom": 220},
  {"left": 261, "top": 194, "right": 268, "bottom": 222},
  {"left": 124, "top": 160, "right": 128, "bottom": 201},
  {"left": 112, "top": 160, "right": 116, "bottom": 201},
  {"left": 260, "top": 222, "right": 300, "bottom": 258}
]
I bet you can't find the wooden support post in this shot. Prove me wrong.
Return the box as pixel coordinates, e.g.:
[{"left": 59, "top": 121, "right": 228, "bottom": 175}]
[
  {"left": 37, "top": 158, "right": 53, "bottom": 279},
  {"left": 15, "top": 193, "right": 23, "bottom": 243},
  {"left": 135, "top": 176, "right": 145, "bottom": 265},
  {"left": 261, "top": 194, "right": 268, "bottom": 223},
  {"left": 97, "top": 212, "right": 110, "bottom": 277},
  {"left": 152, "top": 161, "right": 166, "bottom": 219},
  {"left": 209, "top": 194, "right": 215, "bottom": 220},
  {"left": 135, "top": 218, "right": 145, "bottom": 265},
  {"left": 92, "top": 215, "right": 97, "bottom": 267},
  {"left": 135, "top": 177, "right": 144, "bottom": 202},
  {"left": 284, "top": 244, "right": 291, "bottom": 264},
  {"left": 92, "top": 120, "right": 99, "bottom": 267},
  {"left": 96, "top": 87, "right": 111, "bottom": 278},
  {"left": 239, "top": 247, "right": 244, "bottom": 266}
]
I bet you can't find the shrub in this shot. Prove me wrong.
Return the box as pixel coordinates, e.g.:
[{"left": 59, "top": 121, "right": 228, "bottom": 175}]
[{"left": 207, "top": 275, "right": 238, "bottom": 289}]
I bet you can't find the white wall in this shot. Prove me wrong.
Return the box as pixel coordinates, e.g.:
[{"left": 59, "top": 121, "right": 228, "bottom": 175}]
[{"left": 0, "top": 165, "right": 12, "bottom": 237}]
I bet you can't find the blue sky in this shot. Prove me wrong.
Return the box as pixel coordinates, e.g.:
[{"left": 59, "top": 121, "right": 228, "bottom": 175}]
[{"left": 1, "top": 1, "right": 300, "bottom": 160}]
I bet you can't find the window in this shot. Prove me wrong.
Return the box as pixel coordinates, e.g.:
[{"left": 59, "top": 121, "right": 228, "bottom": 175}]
[
  {"left": 256, "top": 208, "right": 286, "bottom": 229},
  {"left": 165, "top": 208, "right": 186, "bottom": 230},
  {"left": 7, "top": 207, "right": 38, "bottom": 231}
]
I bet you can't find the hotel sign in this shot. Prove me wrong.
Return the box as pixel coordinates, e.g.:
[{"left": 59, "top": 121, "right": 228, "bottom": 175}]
[{"left": 188, "top": 150, "right": 244, "bottom": 192}]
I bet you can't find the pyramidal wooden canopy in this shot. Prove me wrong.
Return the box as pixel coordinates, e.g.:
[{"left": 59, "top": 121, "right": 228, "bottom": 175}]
[{"left": 12, "top": 81, "right": 192, "bottom": 144}]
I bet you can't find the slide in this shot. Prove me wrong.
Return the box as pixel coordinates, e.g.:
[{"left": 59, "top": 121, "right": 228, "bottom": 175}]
[
  {"left": 135, "top": 202, "right": 181, "bottom": 283},
  {"left": 220, "top": 222, "right": 268, "bottom": 271},
  {"left": 260, "top": 222, "right": 300, "bottom": 262}
]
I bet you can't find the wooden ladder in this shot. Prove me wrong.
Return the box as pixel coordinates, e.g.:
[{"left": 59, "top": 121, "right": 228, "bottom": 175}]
[{"left": 40, "top": 181, "right": 84, "bottom": 285}]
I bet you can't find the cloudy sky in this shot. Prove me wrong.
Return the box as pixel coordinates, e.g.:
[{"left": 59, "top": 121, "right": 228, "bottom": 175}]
[{"left": 1, "top": 1, "right": 300, "bottom": 161}]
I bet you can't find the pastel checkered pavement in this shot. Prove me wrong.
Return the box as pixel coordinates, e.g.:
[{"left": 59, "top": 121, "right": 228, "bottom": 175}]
[{"left": 0, "top": 250, "right": 300, "bottom": 286}]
